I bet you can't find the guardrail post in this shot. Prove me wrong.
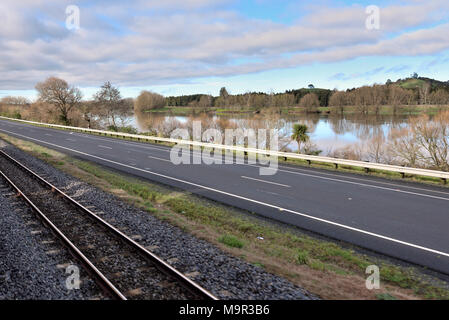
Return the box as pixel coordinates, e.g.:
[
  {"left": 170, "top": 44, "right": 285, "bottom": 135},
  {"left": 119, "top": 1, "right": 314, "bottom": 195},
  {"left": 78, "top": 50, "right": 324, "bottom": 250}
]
[
  {"left": 364, "top": 168, "right": 370, "bottom": 173},
  {"left": 334, "top": 163, "right": 338, "bottom": 169},
  {"left": 442, "top": 178, "right": 447, "bottom": 185},
  {"left": 307, "top": 160, "right": 311, "bottom": 166},
  {"left": 401, "top": 172, "right": 405, "bottom": 179}
]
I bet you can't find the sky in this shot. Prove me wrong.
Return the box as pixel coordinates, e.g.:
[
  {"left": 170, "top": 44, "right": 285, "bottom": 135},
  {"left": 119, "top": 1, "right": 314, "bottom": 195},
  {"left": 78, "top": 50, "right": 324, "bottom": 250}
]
[{"left": 1, "top": 0, "right": 449, "bottom": 100}]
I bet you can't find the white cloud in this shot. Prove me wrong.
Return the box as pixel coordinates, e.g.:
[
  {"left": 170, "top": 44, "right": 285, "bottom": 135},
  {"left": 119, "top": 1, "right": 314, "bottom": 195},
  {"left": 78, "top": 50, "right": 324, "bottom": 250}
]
[{"left": 0, "top": 0, "right": 449, "bottom": 90}]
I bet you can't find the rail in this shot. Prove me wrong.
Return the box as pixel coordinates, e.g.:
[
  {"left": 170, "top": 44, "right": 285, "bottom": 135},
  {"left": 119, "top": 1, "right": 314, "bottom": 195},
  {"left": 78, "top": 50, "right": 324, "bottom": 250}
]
[{"left": 0, "top": 148, "right": 218, "bottom": 300}]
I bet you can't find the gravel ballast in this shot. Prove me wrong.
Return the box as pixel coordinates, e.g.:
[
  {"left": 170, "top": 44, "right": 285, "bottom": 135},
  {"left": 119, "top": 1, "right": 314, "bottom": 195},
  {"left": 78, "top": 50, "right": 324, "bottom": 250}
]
[
  {"left": 0, "top": 139, "right": 315, "bottom": 300},
  {"left": 0, "top": 181, "right": 104, "bottom": 300}
]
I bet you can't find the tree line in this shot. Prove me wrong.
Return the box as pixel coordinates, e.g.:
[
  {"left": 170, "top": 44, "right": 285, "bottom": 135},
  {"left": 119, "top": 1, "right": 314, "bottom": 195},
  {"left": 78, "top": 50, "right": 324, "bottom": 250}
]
[
  {"left": 2, "top": 76, "right": 449, "bottom": 128},
  {"left": 0, "top": 77, "right": 165, "bottom": 131},
  {"left": 164, "top": 87, "right": 332, "bottom": 111},
  {"left": 162, "top": 78, "right": 449, "bottom": 114}
]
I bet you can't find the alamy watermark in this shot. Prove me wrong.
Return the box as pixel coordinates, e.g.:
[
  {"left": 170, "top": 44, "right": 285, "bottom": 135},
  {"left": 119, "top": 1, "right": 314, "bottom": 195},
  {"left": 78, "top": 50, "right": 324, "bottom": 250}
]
[
  {"left": 65, "top": 5, "right": 80, "bottom": 31},
  {"left": 169, "top": 121, "right": 279, "bottom": 175},
  {"left": 65, "top": 264, "right": 80, "bottom": 290},
  {"left": 365, "top": 265, "right": 380, "bottom": 290},
  {"left": 365, "top": 5, "right": 380, "bottom": 30}
]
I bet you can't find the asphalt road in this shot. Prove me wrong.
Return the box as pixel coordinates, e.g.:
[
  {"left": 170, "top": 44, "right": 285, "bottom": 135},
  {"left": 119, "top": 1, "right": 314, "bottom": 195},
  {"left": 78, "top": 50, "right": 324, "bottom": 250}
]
[{"left": 1, "top": 118, "right": 448, "bottom": 274}]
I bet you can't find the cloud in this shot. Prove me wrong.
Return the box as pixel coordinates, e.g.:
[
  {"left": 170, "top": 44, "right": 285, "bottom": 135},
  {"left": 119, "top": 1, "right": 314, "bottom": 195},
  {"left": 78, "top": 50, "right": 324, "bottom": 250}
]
[
  {"left": 0, "top": 0, "right": 449, "bottom": 90},
  {"left": 328, "top": 67, "right": 385, "bottom": 82}
]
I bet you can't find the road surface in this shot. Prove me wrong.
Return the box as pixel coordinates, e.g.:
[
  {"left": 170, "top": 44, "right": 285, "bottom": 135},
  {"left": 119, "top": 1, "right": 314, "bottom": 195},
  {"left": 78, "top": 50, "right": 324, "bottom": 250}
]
[{"left": 1, "top": 118, "right": 448, "bottom": 274}]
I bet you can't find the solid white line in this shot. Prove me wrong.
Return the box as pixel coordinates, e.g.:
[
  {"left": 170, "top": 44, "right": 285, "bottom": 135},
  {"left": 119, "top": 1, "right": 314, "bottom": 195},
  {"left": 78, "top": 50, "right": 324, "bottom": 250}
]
[
  {"left": 1, "top": 127, "right": 448, "bottom": 258},
  {"left": 148, "top": 155, "right": 171, "bottom": 162},
  {"left": 98, "top": 145, "right": 112, "bottom": 150},
  {"left": 241, "top": 175, "right": 291, "bottom": 188}
]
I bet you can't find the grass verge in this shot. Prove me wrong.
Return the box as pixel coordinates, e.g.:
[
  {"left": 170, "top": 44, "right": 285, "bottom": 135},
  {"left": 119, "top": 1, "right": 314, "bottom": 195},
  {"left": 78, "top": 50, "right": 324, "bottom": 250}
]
[{"left": 0, "top": 132, "right": 448, "bottom": 300}]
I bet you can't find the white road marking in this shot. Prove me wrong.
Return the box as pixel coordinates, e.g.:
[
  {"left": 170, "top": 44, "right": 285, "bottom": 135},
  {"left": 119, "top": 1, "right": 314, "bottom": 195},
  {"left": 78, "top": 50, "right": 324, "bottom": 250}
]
[
  {"left": 148, "top": 155, "right": 171, "bottom": 162},
  {"left": 98, "top": 145, "right": 112, "bottom": 150},
  {"left": 1, "top": 127, "right": 448, "bottom": 259},
  {"left": 45, "top": 133, "right": 53, "bottom": 136},
  {"left": 241, "top": 175, "right": 291, "bottom": 188},
  {"left": 66, "top": 139, "right": 76, "bottom": 142}
]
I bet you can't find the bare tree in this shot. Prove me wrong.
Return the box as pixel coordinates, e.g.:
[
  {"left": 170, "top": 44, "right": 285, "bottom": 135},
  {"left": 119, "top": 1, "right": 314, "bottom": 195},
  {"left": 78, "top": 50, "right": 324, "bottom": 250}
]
[
  {"left": 134, "top": 90, "right": 166, "bottom": 112},
  {"left": 0, "top": 96, "right": 30, "bottom": 106},
  {"left": 35, "top": 77, "right": 82, "bottom": 125},
  {"left": 78, "top": 101, "right": 96, "bottom": 128},
  {"left": 94, "top": 82, "right": 132, "bottom": 128},
  {"left": 198, "top": 95, "right": 213, "bottom": 111},
  {"left": 371, "top": 85, "right": 386, "bottom": 115},
  {"left": 354, "top": 86, "right": 372, "bottom": 114},
  {"left": 367, "top": 133, "right": 386, "bottom": 163},
  {"left": 418, "top": 82, "right": 431, "bottom": 105},
  {"left": 414, "top": 112, "right": 449, "bottom": 171},
  {"left": 300, "top": 93, "right": 320, "bottom": 113},
  {"left": 429, "top": 89, "right": 449, "bottom": 105},
  {"left": 389, "top": 86, "right": 409, "bottom": 115},
  {"left": 329, "top": 91, "right": 346, "bottom": 114},
  {"left": 388, "top": 127, "right": 422, "bottom": 167}
]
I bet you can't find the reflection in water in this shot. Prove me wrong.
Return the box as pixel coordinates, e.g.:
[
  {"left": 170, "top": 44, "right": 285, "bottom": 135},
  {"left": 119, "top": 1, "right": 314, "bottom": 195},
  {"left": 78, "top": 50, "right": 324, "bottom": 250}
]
[{"left": 131, "top": 111, "right": 419, "bottom": 155}]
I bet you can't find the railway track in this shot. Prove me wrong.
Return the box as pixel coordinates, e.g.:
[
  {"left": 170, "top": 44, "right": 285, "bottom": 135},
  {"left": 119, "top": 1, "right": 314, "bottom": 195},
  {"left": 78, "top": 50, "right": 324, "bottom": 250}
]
[{"left": 0, "top": 149, "right": 218, "bottom": 300}]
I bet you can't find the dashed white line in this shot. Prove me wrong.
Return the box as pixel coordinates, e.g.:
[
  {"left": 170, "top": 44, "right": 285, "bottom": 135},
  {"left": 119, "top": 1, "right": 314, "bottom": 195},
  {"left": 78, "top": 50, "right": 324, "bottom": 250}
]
[
  {"left": 148, "top": 155, "right": 171, "bottom": 162},
  {"left": 241, "top": 175, "right": 291, "bottom": 188},
  {"left": 98, "top": 145, "right": 112, "bottom": 150}
]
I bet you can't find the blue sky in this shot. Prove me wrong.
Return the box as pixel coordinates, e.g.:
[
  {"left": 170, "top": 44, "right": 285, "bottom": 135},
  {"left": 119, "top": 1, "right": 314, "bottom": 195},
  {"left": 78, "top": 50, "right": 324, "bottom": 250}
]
[{"left": 0, "top": 0, "right": 449, "bottom": 100}]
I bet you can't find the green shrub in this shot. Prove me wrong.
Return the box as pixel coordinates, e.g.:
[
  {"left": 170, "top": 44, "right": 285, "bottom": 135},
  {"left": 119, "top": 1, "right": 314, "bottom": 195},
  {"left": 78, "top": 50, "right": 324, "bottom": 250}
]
[
  {"left": 218, "top": 235, "right": 244, "bottom": 248},
  {"left": 107, "top": 125, "right": 138, "bottom": 134},
  {"left": 297, "top": 250, "right": 309, "bottom": 265}
]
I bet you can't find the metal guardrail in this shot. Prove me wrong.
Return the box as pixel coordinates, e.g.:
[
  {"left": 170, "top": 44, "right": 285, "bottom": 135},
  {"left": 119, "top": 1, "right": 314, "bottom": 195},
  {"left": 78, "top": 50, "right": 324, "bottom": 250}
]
[{"left": 1, "top": 115, "right": 448, "bottom": 182}]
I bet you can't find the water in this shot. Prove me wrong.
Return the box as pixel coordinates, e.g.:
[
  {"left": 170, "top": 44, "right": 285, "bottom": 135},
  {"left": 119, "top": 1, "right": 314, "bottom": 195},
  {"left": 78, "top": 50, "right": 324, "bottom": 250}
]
[{"left": 127, "top": 111, "right": 415, "bottom": 155}]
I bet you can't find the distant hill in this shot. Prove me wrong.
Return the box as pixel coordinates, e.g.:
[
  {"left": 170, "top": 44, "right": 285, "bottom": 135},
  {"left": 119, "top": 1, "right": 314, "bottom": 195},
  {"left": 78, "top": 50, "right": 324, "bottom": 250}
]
[
  {"left": 396, "top": 77, "right": 449, "bottom": 90},
  {"left": 163, "top": 76, "right": 449, "bottom": 108}
]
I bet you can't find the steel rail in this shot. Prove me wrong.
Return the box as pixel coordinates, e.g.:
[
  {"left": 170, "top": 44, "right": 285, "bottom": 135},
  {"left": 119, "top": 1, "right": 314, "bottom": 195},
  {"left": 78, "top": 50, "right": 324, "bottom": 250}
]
[
  {"left": 0, "top": 149, "right": 218, "bottom": 300},
  {"left": 0, "top": 168, "right": 127, "bottom": 300}
]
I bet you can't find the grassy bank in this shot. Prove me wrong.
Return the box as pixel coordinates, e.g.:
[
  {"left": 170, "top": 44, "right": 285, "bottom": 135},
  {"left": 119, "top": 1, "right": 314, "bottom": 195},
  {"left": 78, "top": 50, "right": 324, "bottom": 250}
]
[
  {"left": 146, "top": 104, "right": 449, "bottom": 116},
  {"left": 0, "top": 132, "right": 448, "bottom": 300}
]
